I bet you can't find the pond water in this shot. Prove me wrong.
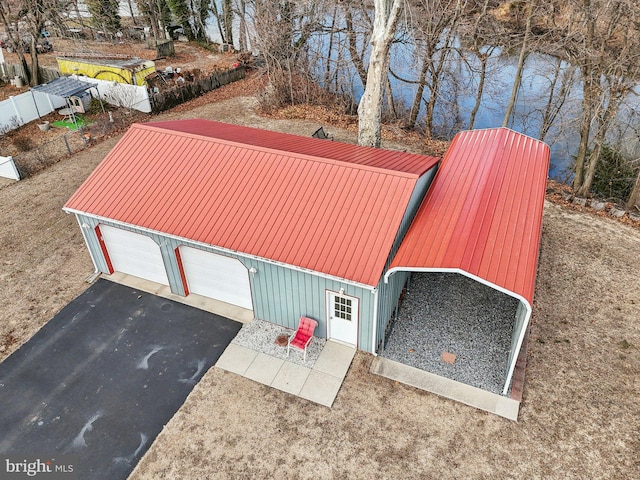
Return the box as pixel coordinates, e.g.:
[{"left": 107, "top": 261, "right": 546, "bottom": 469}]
[{"left": 103, "top": 4, "right": 639, "bottom": 180}]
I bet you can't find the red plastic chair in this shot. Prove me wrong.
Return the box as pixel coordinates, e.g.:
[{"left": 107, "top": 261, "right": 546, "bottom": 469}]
[{"left": 287, "top": 316, "right": 318, "bottom": 362}]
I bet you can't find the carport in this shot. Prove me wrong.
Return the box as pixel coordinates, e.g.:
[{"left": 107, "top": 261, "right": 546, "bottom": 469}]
[
  {"left": 30, "top": 76, "right": 104, "bottom": 129},
  {"left": 383, "top": 128, "right": 550, "bottom": 396}
]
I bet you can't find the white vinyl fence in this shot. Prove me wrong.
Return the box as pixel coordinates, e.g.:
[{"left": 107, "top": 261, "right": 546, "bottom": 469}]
[
  {"left": 0, "top": 76, "right": 151, "bottom": 136},
  {"left": 0, "top": 91, "right": 66, "bottom": 134},
  {"left": 76, "top": 75, "right": 152, "bottom": 113},
  {"left": 0, "top": 155, "right": 20, "bottom": 180}
]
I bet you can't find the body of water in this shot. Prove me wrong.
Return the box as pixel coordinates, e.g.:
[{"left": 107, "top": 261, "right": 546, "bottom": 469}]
[{"left": 83, "top": 3, "right": 640, "bottom": 179}]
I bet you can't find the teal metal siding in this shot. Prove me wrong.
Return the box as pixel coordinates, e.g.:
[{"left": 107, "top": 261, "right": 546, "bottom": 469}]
[
  {"left": 73, "top": 213, "right": 377, "bottom": 351},
  {"left": 77, "top": 215, "right": 187, "bottom": 295},
  {"left": 375, "top": 270, "right": 409, "bottom": 352},
  {"left": 386, "top": 167, "right": 438, "bottom": 268},
  {"left": 373, "top": 166, "right": 438, "bottom": 353},
  {"left": 248, "top": 262, "right": 374, "bottom": 349}
]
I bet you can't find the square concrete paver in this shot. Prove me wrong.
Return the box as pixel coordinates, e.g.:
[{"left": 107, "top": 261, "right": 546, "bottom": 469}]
[
  {"left": 244, "top": 352, "right": 285, "bottom": 385},
  {"left": 299, "top": 369, "right": 344, "bottom": 407},
  {"left": 216, "top": 343, "right": 258, "bottom": 375},
  {"left": 271, "top": 361, "right": 311, "bottom": 395},
  {"left": 313, "top": 341, "right": 356, "bottom": 379}
]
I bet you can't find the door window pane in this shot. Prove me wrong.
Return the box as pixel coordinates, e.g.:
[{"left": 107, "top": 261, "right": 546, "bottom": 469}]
[{"left": 334, "top": 295, "right": 352, "bottom": 321}]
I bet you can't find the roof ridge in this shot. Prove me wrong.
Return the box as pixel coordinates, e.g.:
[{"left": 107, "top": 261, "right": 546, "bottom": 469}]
[
  {"left": 471, "top": 126, "right": 549, "bottom": 148},
  {"left": 131, "top": 123, "right": 424, "bottom": 179}
]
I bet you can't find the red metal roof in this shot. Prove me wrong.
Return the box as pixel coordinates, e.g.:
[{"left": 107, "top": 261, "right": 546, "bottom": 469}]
[
  {"left": 388, "top": 128, "right": 550, "bottom": 306},
  {"left": 144, "top": 119, "right": 433, "bottom": 176},
  {"left": 65, "top": 121, "right": 439, "bottom": 286}
]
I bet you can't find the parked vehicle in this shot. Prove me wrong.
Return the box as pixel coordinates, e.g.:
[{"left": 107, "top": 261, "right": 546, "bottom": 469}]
[{"left": 0, "top": 38, "right": 53, "bottom": 54}]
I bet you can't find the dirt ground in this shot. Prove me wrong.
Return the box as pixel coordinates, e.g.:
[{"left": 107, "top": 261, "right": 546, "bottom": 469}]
[
  {"left": 1, "top": 77, "right": 639, "bottom": 479},
  {"left": 0, "top": 39, "right": 238, "bottom": 102}
]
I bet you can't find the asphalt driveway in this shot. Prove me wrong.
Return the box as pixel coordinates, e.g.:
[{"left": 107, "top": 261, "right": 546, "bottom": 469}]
[{"left": 0, "top": 279, "right": 241, "bottom": 479}]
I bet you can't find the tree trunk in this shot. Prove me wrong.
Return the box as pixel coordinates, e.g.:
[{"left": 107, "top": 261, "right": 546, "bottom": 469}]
[
  {"left": 423, "top": 27, "right": 457, "bottom": 138},
  {"left": 467, "top": 0, "right": 491, "bottom": 130},
  {"left": 502, "top": 1, "right": 534, "bottom": 128},
  {"left": 540, "top": 60, "right": 575, "bottom": 142},
  {"left": 628, "top": 168, "right": 640, "bottom": 209},
  {"left": 358, "top": 0, "right": 402, "bottom": 148},
  {"left": 468, "top": 52, "right": 488, "bottom": 130},
  {"left": 385, "top": 74, "right": 397, "bottom": 119},
  {"left": 324, "top": 5, "right": 338, "bottom": 88},
  {"left": 573, "top": 70, "right": 596, "bottom": 191},
  {"left": 344, "top": 6, "right": 368, "bottom": 89},
  {"left": 210, "top": 1, "right": 226, "bottom": 44},
  {"left": 127, "top": 0, "right": 138, "bottom": 24},
  {"left": 407, "top": 47, "right": 430, "bottom": 130},
  {"left": 0, "top": 4, "right": 31, "bottom": 84},
  {"left": 74, "top": 0, "right": 85, "bottom": 27},
  {"left": 223, "top": 0, "right": 233, "bottom": 47},
  {"left": 576, "top": 91, "right": 620, "bottom": 196},
  {"left": 238, "top": 0, "right": 247, "bottom": 51},
  {"left": 420, "top": 0, "right": 462, "bottom": 138},
  {"left": 29, "top": 35, "right": 40, "bottom": 86}
]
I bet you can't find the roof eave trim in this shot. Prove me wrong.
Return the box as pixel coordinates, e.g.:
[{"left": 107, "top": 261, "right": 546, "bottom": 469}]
[
  {"left": 384, "top": 266, "right": 531, "bottom": 396},
  {"left": 63, "top": 207, "right": 378, "bottom": 291}
]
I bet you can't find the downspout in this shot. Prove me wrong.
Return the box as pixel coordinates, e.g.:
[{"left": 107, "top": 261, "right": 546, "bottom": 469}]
[{"left": 371, "top": 287, "right": 379, "bottom": 355}]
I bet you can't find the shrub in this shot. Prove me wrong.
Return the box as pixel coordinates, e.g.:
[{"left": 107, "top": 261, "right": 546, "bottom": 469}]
[
  {"left": 87, "top": 97, "right": 107, "bottom": 115},
  {"left": 591, "top": 144, "right": 639, "bottom": 202}
]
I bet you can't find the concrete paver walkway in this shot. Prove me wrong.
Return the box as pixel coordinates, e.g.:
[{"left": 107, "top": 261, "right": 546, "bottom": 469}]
[
  {"left": 216, "top": 340, "right": 356, "bottom": 407},
  {"left": 371, "top": 356, "right": 520, "bottom": 421}
]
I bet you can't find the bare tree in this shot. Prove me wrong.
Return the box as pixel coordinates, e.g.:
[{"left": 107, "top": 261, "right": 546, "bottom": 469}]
[
  {"left": 2, "top": 0, "right": 86, "bottom": 85},
  {"left": 538, "top": 58, "right": 576, "bottom": 142},
  {"left": 465, "top": 0, "right": 495, "bottom": 130},
  {"left": 629, "top": 168, "right": 640, "bottom": 209},
  {"left": 358, "top": 0, "right": 403, "bottom": 147},
  {"left": 251, "top": 1, "right": 324, "bottom": 107},
  {"left": 0, "top": 1, "right": 32, "bottom": 84},
  {"left": 236, "top": 0, "right": 248, "bottom": 51},
  {"left": 398, "top": 0, "right": 466, "bottom": 133},
  {"left": 135, "top": 0, "right": 170, "bottom": 42},
  {"left": 564, "top": 0, "right": 640, "bottom": 196},
  {"left": 342, "top": 0, "right": 370, "bottom": 89},
  {"left": 502, "top": 0, "right": 534, "bottom": 128}
]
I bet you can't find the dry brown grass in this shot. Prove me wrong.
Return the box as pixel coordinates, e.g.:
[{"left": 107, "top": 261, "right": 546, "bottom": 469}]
[
  {"left": 127, "top": 202, "right": 640, "bottom": 480},
  {"left": 0, "top": 81, "right": 638, "bottom": 479}
]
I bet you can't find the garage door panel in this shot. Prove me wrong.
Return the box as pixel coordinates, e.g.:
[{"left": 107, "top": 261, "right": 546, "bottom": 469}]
[
  {"left": 179, "top": 246, "right": 252, "bottom": 310},
  {"left": 100, "top": 225, "right": 169, "bottom": 286}
]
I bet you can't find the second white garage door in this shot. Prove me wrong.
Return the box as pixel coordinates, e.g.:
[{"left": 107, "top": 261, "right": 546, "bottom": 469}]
[
  {"left": 179, "top": 246, "right": 253, "bottom": 310},
  {"left": 100, "top": 225, "right": 170, "bottom": 286}
]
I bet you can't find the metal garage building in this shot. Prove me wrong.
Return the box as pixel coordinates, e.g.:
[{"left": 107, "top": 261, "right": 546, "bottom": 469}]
[
  {"left": 64, "top": 119, "right": 440, "bottom": 351},
  {"left": 64, "top": 120, "right": 549, "bottom": 395}
]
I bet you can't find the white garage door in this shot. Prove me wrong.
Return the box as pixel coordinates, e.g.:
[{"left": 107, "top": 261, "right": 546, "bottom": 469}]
[
  {"left": 100, "top": 225, "right": 169, "bottom": 285},
  {"left": 179, "top": 246, "right": 252, "bottom": 310}
]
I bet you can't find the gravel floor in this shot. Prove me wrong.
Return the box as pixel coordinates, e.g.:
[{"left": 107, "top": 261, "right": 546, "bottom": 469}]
[
  {"left": 231, "top": 318, "right": 326, "bottom": 367},
  {"left": 381, "top": 273, "right": 519, "bottom": 395}
]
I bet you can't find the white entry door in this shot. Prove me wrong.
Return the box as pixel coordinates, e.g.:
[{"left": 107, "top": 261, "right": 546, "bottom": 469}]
[
  {"left": 179, "top": 246, "right": 253, "bottom": 310},
  {"left": 99, "top": 225, "right": 169, "bottom": 285},
  {"left": 327, "top": 291, "right": 359, "bottom": 346}
]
